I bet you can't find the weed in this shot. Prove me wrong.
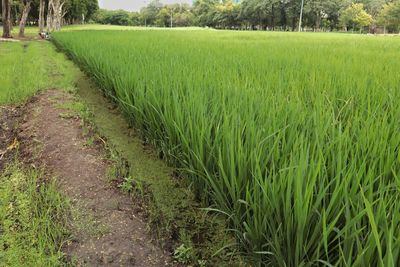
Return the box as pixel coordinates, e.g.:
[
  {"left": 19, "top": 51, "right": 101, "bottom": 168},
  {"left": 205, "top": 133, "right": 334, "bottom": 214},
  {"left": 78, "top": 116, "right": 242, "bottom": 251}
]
[{"left": 174, "top": 244, "right": 193, "bottom": 264}]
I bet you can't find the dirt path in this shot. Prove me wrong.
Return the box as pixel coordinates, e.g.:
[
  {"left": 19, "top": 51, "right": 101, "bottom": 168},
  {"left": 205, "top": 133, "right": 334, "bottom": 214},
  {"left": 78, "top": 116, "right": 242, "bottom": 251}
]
[
  {"left": 0, "top": 106, "right": 21, "bottom": 170},
  {"left": 19, "top": 90, "right": 174, "bottom": 267}
]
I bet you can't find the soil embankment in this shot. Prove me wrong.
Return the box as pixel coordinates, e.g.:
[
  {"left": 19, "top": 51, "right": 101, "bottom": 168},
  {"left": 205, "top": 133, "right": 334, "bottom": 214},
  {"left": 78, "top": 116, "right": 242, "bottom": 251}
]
[{"left": 19, "top": 90, "right": 173, "bottom": 266}]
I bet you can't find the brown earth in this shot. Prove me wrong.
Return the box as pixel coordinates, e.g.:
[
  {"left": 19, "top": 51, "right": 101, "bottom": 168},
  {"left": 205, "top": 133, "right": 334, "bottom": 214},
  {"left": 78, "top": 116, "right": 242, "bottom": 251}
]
[
  {"left": 17, "top": 89, "right": 175, "bottom": 267},
  {"left": 0, "top": 106, "right": 21, "bottom": 170}
]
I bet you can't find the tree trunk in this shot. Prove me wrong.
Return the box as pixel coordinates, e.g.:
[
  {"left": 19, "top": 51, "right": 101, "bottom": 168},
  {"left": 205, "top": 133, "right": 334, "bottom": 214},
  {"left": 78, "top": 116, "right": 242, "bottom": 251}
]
[
  {"left": 19, "top": 0, "right": 32, "bottom": 37},
  {"left": 271, "top": 5, "right": 275, "bottom": 31},
  {"left": 2, "top": 0, "right": 12, "bottom": 38},
  {"left": 14, "top": 4, "right": 20, "bottom": 26},
  {"left": 47, "top": 0, "right": 65, "bottom": 32},
  {"left": 47, "top": 0, "right": 54, "bottom": 31},
  {"left": 38, "top": 0, "right": 45, "bottom": 32},
  {"left": 315, "top": 12, "right": 321, "bottom": 31}
]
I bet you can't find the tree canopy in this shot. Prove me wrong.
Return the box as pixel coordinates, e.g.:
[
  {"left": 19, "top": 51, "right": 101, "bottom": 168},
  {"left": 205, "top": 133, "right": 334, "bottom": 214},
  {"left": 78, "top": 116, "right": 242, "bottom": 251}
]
[
  {"left": 2, "top": 0, "right": 400, "bottom": 33},
  {"left": 91, "top": 0, "right": 399, "bottom": 32},
  {"left": 1, "top": 0, "right": 98, "bottom": 25}
]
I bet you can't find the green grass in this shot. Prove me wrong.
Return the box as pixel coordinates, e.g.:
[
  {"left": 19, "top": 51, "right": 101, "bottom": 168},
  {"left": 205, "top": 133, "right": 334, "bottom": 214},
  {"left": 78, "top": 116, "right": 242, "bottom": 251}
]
[
  {"left": 53, "top": 29, "right": 400, "bottom": 266},
  {"left": 0, "top": 40, "right": 79, "bottom": 266},
  {"left": 0, "top": 163, "right": 69, "bottom": 266},
  {"left": 0, "top": 41, "right": 78, "bottom": 105}
]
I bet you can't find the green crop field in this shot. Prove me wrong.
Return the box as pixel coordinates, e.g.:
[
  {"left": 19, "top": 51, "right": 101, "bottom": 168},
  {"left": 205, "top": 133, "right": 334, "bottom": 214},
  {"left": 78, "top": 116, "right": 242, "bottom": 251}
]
[{"left": 53, "top": 30, "right": 400, "bottom": 266}]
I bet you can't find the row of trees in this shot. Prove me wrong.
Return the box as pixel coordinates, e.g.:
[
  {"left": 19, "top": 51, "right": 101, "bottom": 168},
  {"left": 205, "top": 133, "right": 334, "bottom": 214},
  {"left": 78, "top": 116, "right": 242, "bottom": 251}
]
[
  {"left": 93, "top": 0, "right": 400, "bottom": 33},
  {"left": 93, "top": 3, "right": 195, "bottom": 28},
  {"left": 2, "top": 0, "right": 399, "bottom": 37},
  {"left": 1, "top": 0, "right": 98, "bottom": 38}
]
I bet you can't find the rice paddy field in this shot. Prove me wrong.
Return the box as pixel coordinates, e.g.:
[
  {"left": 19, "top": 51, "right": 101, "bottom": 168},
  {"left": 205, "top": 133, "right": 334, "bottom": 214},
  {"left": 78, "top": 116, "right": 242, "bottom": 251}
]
[{"left": 52, "top": 30, "right": 400, "bottom": 266}]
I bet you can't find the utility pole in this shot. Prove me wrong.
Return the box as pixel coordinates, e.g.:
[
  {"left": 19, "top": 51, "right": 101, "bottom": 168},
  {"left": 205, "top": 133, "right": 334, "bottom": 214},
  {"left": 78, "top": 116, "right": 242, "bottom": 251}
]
[{"left": 298, "top": 0, "right": 304, "bottom": 32}]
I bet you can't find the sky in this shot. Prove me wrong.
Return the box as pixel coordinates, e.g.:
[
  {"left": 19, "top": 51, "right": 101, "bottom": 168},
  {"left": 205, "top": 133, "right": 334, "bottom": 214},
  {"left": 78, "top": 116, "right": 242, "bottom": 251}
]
[{"left": 98, "top": 0, "right": 194, "bottom": 12}]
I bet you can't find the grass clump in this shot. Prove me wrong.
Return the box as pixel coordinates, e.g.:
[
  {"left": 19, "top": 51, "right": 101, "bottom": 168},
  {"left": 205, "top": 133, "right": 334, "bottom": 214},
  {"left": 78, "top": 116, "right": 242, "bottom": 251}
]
[
  {"left": 0, "top": 163, "right": 69, "bottom": 266},
  {"left": 53, "top": 30, "right": 400, "bottom": 266}
]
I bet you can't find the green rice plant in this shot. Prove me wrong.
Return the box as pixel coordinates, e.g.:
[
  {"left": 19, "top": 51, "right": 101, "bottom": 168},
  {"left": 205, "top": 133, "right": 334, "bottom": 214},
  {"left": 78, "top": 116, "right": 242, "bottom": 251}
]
[{"left": 52, "top": 30, "right": 400, "bottom": 266}]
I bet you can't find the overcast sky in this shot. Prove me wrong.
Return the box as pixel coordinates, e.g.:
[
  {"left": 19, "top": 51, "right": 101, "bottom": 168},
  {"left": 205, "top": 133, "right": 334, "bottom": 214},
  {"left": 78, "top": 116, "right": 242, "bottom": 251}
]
[{"left": 98, "top": 0, "right": 193, "bottom": 12}]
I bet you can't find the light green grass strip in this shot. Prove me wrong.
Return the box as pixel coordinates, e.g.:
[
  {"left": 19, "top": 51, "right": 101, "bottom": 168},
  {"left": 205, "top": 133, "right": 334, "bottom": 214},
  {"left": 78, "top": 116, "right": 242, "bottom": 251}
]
[{"left": 0, "top": 41, "right": 78, "bottom": 105}]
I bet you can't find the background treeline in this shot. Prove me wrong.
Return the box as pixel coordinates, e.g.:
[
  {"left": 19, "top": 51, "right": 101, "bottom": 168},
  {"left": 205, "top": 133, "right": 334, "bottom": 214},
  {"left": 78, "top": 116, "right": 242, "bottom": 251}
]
[
  {"left": 94, "top": 0, "right": 400, "bottom": 33},
  {"left": 1, "top": 0, "right": 98, "bottom": 37},
  {"left": 1, "top": 0, "right": 400, "bottom": 35},
  {"left": 0, "top": 0, "right": 98, "bottom": 27}
]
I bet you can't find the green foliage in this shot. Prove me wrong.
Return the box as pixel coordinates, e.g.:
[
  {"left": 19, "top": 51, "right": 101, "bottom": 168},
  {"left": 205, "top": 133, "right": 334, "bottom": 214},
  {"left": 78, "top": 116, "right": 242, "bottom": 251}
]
[
  {"left": 378, "top": 0, "right": 400, "bottom": 32},
  {"left": 119, "top": 175, "right": 135, "bottom": 193},
  {"left": 92, "top": 2, "right": 194, "bottom": 27},
  {"left": 93, "top": 9, "right": 138, "bottom": 26},
  {"left": 0, "top": 163, "right": 69, "bottom": 266},
  {"left": 2, "top": 0, "right": 397, "bottom": 32},
  {"left": 174, "top": 244, "right": 193, "bottom": 264},
  {"left": 193, "top": 0, "right": 219, "bottom": 27},
  {"left": 214, "top": 1, "right": 240, "bottom": 28},
  {"left": 0, "top": 41, "right": 78, "bottom": 105},
  {"left": 53, "top": 29, "right": 400, "bottom": 266},
  {"left": 340, "top": 3, "right": 373, "bottom": 30},
  {"left": 54, "top": 0, "right": 99, "bottom": 24}
]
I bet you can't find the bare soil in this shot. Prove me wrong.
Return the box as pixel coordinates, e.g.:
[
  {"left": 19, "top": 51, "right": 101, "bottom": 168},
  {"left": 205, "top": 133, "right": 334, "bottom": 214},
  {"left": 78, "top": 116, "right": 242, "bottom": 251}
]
[
  {"left": 18, "top": 90, "right": 175, "bottom": 267},
  {"left": 0, "top": 106, "right": 21, "bottom": 170}
]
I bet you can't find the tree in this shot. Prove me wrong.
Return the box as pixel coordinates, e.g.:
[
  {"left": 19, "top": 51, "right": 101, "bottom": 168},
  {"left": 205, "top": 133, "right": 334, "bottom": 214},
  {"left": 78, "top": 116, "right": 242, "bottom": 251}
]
[
  {"left": 174, "top": 11, "right": 194, "bottom": 27},
  {"left": 18, "top": 0, "right": 32, "bottom": 37},
  {"left": 155, "top": 6, "right": 171, "bottom": 27},
  {"left": 129, "top": 11, "right": 141, "bottom": 26},
  {"left": 141, "top": 0, "right": 162, "bottom": 26},
  {"left": 38, "top": 0, "right": 45, "bottom": 32},
  {"left": 304, "top": 0, "right": 325, "bottom": 30},
  {"left": 339, "top": 3, "right": 373, "bottom": 31},
  {"left": 93, "top": 9, "right": 137, "bottom": 26},
  {"left": 193, "top": 0, "right": 219, "bottom": 27},
  {"left": 378, "top": 0, "right": 400, "bottom": 33},
  {"left": 47, "top": 0, "right": 67, "bottom": 31},
  {"left": 214, "top": 1, "right": 240, "bottom": 28},
  {"left": 106, "top": 10, "right": 130, "bottom": 25},
  {"left": 64, "top": 0, "right": 98, "bottom": 24},
  {"left": 2, "top": 0, "right": 12, "bottom": 38}
]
